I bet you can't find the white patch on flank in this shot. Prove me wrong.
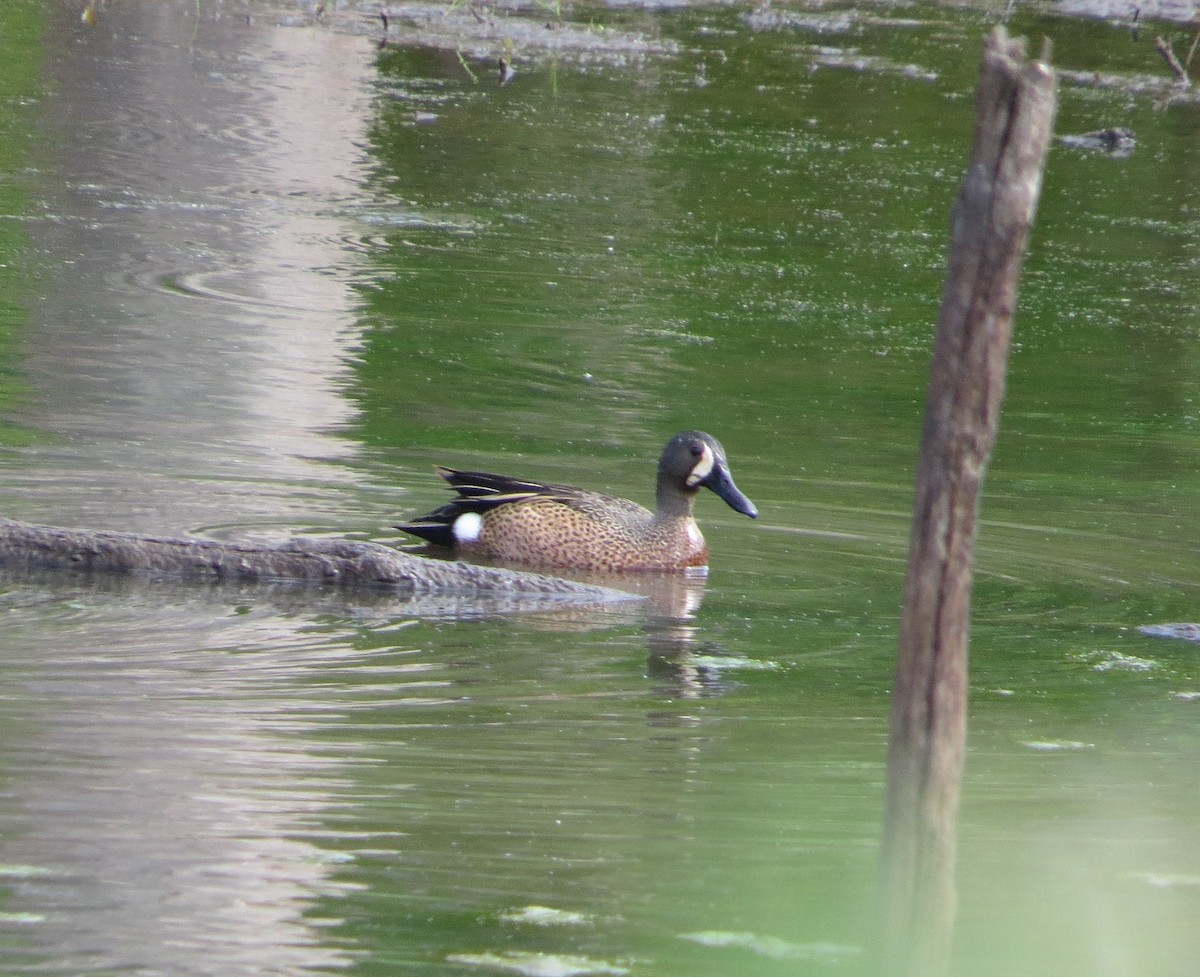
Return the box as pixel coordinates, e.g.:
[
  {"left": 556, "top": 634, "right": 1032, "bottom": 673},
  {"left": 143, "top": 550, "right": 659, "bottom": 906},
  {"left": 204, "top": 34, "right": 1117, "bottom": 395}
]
[
  {"left": 686, "top": 521, "right": 704, "bottom": 548},
  {"left": 452, "top": 511, "right": 484, "bottom": 543},
  {"left": 685, "top": 443, "right": 714, "bottom": 487}
]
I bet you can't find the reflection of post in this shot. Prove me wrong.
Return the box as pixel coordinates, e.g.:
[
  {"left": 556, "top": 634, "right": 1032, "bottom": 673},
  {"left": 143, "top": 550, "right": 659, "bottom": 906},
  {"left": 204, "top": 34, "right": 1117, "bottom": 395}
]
[{"left": 879, "top": 27, "right": 1056, "bottom": 977}]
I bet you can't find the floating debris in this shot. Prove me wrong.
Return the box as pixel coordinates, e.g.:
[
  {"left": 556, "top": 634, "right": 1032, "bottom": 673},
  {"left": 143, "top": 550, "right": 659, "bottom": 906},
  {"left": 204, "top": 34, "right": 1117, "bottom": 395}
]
[
  {"left": 799, "top": 44, "right": 938, "bottom": 82},
  {"left": 688, "top": 654, "right": 780, "bottom": 672},
  {"left": 1090, "top": 650, "right": 1157, "bottom": 672},
  {"left": 1058, "top": 68, "right": 1200, "bottom": 105},
  {"left": 1022, "top": 740, "right": 1094, "bottom": 751},
  {"left": 350, "top": 5, "right": 676, "bottom": 68},
  {"left": 1139, "top": 622, "right": 1200, "bottom": 643},
  {"left": 743, "top": 7, "right": 930, "bottom": 34},
  {"left": 1057, "top": 127, "right": 1136, "bottom": 157}
]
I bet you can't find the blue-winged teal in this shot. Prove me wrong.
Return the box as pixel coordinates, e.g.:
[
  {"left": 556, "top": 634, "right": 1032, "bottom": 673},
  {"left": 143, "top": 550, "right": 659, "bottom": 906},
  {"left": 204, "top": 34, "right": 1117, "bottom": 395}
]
[{"left": 397, "top": 431, "right": 758, "bottom": 572}]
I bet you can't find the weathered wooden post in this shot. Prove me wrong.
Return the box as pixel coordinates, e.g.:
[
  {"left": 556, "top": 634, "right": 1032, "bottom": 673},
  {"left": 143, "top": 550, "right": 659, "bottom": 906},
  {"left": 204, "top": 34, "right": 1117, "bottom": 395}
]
[{"left": 878, "top": 27, "right": 1057, "bottom": 977}]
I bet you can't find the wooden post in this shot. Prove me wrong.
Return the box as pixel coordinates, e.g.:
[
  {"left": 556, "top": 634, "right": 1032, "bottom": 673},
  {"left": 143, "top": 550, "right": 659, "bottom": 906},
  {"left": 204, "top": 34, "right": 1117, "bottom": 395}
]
[{"left": 878, "top": 27, "right": 1057, "bottom": 977}]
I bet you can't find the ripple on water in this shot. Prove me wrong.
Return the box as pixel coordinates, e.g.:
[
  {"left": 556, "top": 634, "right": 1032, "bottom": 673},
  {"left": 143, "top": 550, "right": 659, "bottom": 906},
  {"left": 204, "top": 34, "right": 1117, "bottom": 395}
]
[
  {"left": 62, "top": 186, "right": 482, "bottom": 313},
  {"left": 446, "top": 951, "right": 630, "bottom": 976},
  {"left": 353, "top": 205, "right": 484, "bottom": 235},
  {"left": 0, "top": 575, "right": 462, "bottom": 975},
  {"left": 145, "top": 266, "right": 341, "bottom": 314},
  {"left": 679, "top": 930, "right": 862, "bottom": 963},
  {"left": 498, "top": 905, "right": 597, "bottom": 928}
]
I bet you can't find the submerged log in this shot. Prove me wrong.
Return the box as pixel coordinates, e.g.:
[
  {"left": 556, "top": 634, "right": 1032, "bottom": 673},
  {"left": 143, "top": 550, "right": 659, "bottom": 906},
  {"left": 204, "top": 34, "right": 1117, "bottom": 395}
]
[
  {"left": 0, "top": 517, "right": 635, "bottom": 602},
  {"left": 878, "top": 26, "right": 1057, "bottom": 977}
]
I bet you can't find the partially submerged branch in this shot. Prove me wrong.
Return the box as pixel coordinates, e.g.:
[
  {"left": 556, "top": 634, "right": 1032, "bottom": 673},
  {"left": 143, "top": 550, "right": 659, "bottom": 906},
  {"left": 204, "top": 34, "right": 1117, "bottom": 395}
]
[
  {"left": 1155, "top": 35, "right": 1191, "bottom": 85},
  {"left": 0, "top": 517, "right": 635, "bottom": 604}
]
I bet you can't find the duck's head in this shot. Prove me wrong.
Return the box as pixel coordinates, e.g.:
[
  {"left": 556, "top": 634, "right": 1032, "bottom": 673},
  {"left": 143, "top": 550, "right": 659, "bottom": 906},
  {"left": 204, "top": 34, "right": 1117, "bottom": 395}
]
[{"left": 659, "top": 431, "right": 758, "bottom": 518}]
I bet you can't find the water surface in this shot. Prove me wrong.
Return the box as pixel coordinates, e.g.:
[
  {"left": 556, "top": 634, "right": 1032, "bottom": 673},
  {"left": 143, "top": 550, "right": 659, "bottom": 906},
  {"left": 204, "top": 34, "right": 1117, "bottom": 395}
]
[{"left": 0, "top": 1, "right": 1198, "bottom": 975}]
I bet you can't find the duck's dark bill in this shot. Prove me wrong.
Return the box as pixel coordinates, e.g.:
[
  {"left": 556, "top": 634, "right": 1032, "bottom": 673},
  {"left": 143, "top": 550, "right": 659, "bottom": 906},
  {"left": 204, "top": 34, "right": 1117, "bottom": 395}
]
[{"left": 706, "top": 466, "right": 758, "bottom": 519}]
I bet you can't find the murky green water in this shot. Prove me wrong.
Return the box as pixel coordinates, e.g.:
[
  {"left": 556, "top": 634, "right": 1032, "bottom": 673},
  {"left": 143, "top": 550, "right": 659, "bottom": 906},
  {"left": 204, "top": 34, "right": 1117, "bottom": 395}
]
[{"left": 0, "top": 1, "right": 1197, "bottom": 975}]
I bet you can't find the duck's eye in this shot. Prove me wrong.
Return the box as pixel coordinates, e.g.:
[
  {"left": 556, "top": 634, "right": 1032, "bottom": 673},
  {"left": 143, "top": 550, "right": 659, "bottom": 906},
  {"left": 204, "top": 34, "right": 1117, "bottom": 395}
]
[{"left": 689, "top": 443, "right": 703, "bottom": 457}]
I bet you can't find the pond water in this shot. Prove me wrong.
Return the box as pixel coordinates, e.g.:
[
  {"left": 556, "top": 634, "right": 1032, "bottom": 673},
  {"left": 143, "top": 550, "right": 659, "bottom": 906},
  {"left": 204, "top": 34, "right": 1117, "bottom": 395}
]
[{"left": 0, "top": 0, "right": 1197, "bottom": 975}]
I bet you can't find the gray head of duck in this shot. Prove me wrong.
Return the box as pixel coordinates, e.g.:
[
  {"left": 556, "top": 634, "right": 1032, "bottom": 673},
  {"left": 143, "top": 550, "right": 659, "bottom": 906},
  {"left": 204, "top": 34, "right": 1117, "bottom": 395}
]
[{"left": 657, "top": 431, "right": 758, "bottom": 519}]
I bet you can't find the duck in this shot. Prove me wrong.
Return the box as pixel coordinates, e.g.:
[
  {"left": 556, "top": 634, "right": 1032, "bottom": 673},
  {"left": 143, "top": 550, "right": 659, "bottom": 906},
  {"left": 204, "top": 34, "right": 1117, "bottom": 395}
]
[{"left": 396, "top": 431, "right": 757, "bottom": 572}]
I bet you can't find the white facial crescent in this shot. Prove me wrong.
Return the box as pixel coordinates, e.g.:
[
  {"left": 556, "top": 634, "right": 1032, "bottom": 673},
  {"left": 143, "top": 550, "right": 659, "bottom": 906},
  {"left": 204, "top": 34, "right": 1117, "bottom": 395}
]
[{"left": 685, "top": 443, "right": 715, "bottom": 488}]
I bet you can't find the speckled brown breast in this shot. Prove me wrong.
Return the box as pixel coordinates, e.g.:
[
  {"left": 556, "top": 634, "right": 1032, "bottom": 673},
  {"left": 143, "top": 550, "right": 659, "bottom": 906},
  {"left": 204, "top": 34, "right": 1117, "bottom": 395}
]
[{"left": 462, "top": 496, "right": 708, "bottom": 572}]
